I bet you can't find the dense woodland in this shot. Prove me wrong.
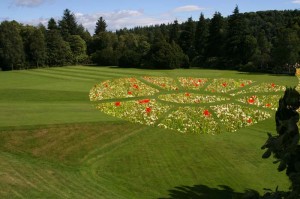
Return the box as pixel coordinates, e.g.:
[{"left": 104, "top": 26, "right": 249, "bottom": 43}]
[{"left": 0, "top": 7, "right": 300, "bottom": 73}]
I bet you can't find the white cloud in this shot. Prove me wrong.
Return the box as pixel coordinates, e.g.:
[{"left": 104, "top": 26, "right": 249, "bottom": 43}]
[
  {"left": 12, "top": 0, "right": 52, "bottom": 7},
  {"left": 74, "top": 10, "right": 171, "bottom": 33},
  {"left": 292, "top": 0, "right": 300, "bottom": 3},
  {"left": 172, "top": 5, "right": 205, "bottom": 13},
  {"left": 20, "top": 9, "right": 184, "bottom": 33}
]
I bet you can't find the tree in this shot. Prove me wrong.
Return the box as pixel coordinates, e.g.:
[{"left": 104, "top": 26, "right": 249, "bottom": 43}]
[
  {"left": 143, "top": 40, "right": 188, "bottom": 69},
  {"left": 29, "top": 29, "right": 47, "bottom": 67},
  {"left": 94, "top": 17, "right": 107, "bottom": 35},
  {"left": 68, "top": 35, "right": 87, "bottom": 64},
  {"left": 206, "top": 12, "right": 226, "bottom": 68},
  {"left": 169, "top": 20, "right": 180, "bottom": 43},
  {"left": 272, "top": 28, "right": 300, "bottom": 72},
  {"left": 206, "top": 12, "right": 225, "bottom": 58},
  {"left": 253, "top": 30, "right": 272, "bottom": 71},
  {"left": 195, "top": 13, "right": 208, "bottom": 56},
  {"left": 89, "top": 31, "right": 118, "bottom": 55},
  {"left": 179, "top": 17, "right": 195, "bottom": 59},
  {"left": 58, "top": 9, "right": 78, "bottom": 40},
  {"left": 91, "top": 47, "right": 118, "bottom": 66},
  {"left": 118, "top": 49, "right": 141, "bottom": 68},
  {"left": 226, "top": 6, "right": 247, "bottom": 66},
  {"left": 48, "top": 18, "right": 58, "bottom": 30},
  {"left": 193, "top": 13, "right": 209, "bottom": 67},
  {"left": 261, "top": 88, "right": 300, "bottom": 198},
  {"left": 0, "top": 21, "right": 25, "bottom": 70},
  {"left": 46, "top": 29, "right": 73, "bottom": 66}
]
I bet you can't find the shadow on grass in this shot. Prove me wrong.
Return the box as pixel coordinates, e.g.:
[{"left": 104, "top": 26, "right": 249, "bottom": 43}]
[{"left": 159, "top": 184, "right": 259, "bottom": 199}]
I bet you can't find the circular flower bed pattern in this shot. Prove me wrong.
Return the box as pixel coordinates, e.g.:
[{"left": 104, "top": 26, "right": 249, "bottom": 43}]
[{"left": 90, "top": 76, "right": 287, "bottom": 134}]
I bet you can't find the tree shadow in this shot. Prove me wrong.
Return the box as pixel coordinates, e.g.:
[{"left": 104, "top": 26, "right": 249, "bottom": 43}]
[{"left": 159, "top": 184, "right": 258, "bottom": 199}]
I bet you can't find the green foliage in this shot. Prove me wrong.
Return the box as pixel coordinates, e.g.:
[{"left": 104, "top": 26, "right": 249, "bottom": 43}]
[
  {"left": 272, "top": 28, "right": 300, "bottom": 69},
  {"left": 46, "top": 30, "right": 73, "bottom": 66},
  {"left": 94, "top": 16, "right": 107, "bottom": 35},
  {"left": 118, "top": 49, "right": 141, "bottom": 68},
  {"left": 1, "top": 8, "right": 300, "bottom": 72},
  {"left": 0, "top": 21, "right": 25, "bottom": 70},
  {"left": 206, "top": 12, "right": 226, "bottom": 59},
  {"left": 179, "top": 17, "right": 196, "bottom": 59},
  {"left": 58, "top": 9, "right": 79, "bottom": 40},
  {"left": 261, "top": 87, "right": 300, "bottom": 198},
  {"left": 29, "top": 29, "right": 47, "bottom": 67},
  {"left": 194, "top": 13, "right": 208, "bottom": 58},
  {"left": 47, "top": 18, "right": 58, "bottom": 30},
  {"left": 91, "top": 47, "right": 118, "bottom": 66},
  {"left": 68, "top": 35, "right": 88, "bottom": 64},
  {"left": 143, "top": 40, "right": 188, "bottom": 69},
  {"left": 169, "top": 20, "right": 180, "bottom": 43}
]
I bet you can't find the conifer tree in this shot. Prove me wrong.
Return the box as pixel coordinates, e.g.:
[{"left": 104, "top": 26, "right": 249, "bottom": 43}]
[
  {"left": 59, "top": 9, "right": 78, "bottom": 39},
  {"left": 94, "top": 17, "right": 107, "bottom": 35},
  {"left": 169, "top": 20, "right": 180, "bottom": 43},
  {"left": 194, "top": 13, "right": 208, "bottom": 57}
]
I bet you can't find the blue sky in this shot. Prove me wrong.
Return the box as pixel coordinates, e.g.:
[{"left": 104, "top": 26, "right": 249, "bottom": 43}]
[{"left": 0, "top": 0, "right": 299, "bottom": 32}]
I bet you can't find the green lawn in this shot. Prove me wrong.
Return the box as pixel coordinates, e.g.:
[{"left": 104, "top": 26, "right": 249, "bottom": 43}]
[{"left": 0, "top": 66, "right": 297, "bottom": 198}]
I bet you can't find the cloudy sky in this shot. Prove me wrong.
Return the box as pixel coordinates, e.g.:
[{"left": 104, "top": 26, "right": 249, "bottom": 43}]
[{"left": 0, "top": 0, "right": 299, "bottom": 33}]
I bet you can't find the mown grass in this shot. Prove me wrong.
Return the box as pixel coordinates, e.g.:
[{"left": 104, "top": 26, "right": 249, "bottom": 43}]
[{"left": 0, "top": 66, "right": 298, "bottom": 198}]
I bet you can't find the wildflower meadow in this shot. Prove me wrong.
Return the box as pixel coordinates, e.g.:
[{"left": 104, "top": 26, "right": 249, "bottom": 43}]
[{"left": 90, "top": 75, "right": 291, "bottom": 134}]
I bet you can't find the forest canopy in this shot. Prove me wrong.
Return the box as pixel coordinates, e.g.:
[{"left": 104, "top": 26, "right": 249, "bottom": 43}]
[{"left": 0, "top": 7, "right": 299, "bottom": 74}]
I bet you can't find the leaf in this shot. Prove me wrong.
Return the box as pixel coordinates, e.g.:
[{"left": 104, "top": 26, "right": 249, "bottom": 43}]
[
  {"left": 262, "top": 149, "right": 272, "bottom": 159},
  {"left": 278, "top": 161, "right": 286, "bottom": 172}
]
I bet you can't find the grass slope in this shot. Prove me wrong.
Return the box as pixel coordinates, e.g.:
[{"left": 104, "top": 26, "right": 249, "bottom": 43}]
[{"left": 0, "top": 66, "right": 298, "bottom": 198}]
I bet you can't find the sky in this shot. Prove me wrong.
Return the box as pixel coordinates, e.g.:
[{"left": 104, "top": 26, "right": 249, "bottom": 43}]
[{"left": 0, "top": 0, "right": 299, "bottom": 33}]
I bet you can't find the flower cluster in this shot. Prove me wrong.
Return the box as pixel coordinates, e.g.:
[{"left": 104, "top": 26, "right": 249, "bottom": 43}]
[
  {"left": 158, "top": 93, "right": 230, "bottom": 104},
  {"left": 205, "top": 78, "right": 253, "bottom": 93},
  {"left": 90, "top": 76, "right": 287, "bottom": 134},
  {"left": 210, "top": 103, "right": 271, "bottom": 132},
  {"left": 96, "top": 99, "right": 171, "bottom": 126},
  {"left": 178, "top": 77, "right": 209, "bottom": 90},
  {"left": 236, "top": 95, "right": 281, "bottom": 110},
  {"left": 142, "top": 76, "right": 179, "bottom": 90},
  {"left": 89, "top": 78, "right": 159, "bottom": 101},
  {"left": 233, "top": 82, "right": 285, "bottom": 95},
  {"left": 158, "top": 107, "right": 220, "bottom": 134}
]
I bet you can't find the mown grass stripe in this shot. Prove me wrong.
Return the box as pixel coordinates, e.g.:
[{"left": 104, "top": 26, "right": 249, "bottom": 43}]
[
  {"left": 36, "top": 68, "right": 97, "bottom": 81},
  {"left": 23, "top": 70, "right": 93, "bottom": 82},
  {"left": 49, "top": 67, "right": 120, "bottom": 80}
]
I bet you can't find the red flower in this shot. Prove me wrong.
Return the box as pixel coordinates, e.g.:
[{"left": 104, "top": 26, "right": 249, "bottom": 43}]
[
  {"left": 247, "top": 118, "right": 252, "bottom": 123},
  {"left": 198, "top": 79, "right": 202, "bottom": 83},
  {"left": 248, "top": 97, "right": 255, "bottom": 104},
  {"left": 139, "top": 99, "right": 150, "bottom": 104},
  {"left": 128, "top": 91, "right": 132, "bottom": 95},
  {"left": 161, "top": 83, "right": 166, "bottom": 87},
  {"left": 271, "top": 83, "right": 275, "bottom": 88},
  {"left": 115, "top": 101, "right": 121, "bottom": 106},
  {"left": 185, "top": 92, "right": 191, "bottom": 97},
  {"left": 266, "top": 103, "right": 271, "bottom": 107},
  {"left": 146, "top": 107, "right": 151, "bottom": 113},
  {"left": 240, "top": 83, "right": 245, "bottom": 87},
  {"left": 203, "top": 110, "right": 211, "bottom": 117},
  {"left": 133, "top": 84, "right": 139, "bottom": 89},
  {"left": 222, "top": 82, "right": 227, "bottom": 87}
]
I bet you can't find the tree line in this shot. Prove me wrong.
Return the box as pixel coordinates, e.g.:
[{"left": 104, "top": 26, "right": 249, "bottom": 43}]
[{"left": 0, "top": 7, "right": 299, "bottom": 73}]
